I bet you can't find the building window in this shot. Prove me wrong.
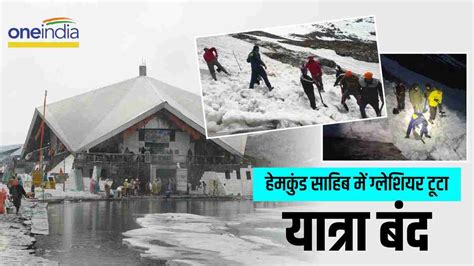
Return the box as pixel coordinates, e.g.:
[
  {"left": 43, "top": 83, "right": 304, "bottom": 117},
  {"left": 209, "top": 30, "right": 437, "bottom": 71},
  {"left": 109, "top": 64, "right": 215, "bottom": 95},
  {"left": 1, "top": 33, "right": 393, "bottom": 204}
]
[
  {"left": 139, "top": 129, "right": 175, "bottom": 142},
  {"left": 236, "top": 170, "right": 241, "bottom": 179},
  {"left": 170, "top": 131, "right": 176, "bottom": 142},
  {"left": 89, "top": 168, "right": 93, "bottom": 178},
  {"left": 246, "top": 171, "right": 251, "bottom": 180},
  {"left": 225, "top": 170, "right": 231, "bottom": 179},
  {"left": 138, "top": 130, "right": 145, "bottom": 141},
  {"left": 100, "top": 169, "right": 107, "bottom": 178}
]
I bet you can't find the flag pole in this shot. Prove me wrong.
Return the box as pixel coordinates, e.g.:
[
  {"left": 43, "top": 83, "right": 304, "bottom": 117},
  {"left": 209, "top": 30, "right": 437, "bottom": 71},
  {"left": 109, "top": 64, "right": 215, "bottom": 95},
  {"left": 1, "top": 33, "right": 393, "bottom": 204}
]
[{"left": 39, "top": 90, "right": 47, "bottom": 179}]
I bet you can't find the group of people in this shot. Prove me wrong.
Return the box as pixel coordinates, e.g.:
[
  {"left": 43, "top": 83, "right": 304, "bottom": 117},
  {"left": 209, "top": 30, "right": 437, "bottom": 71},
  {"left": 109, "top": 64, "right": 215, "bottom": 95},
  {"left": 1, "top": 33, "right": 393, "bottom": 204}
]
[
  {"left": 203, "top": 45, "right": 274, "bottom": 90},
  {"left": 0, "top": 175, "right": 27, "bottom": 215},
  {"left": 333, "top": 65, "right": 384, "bottom": 118},
  {"left": 114, "top": 177, "right": 174, "bottom": 199},
  {"left": 119, "top": 178, "right": 142, "bottom": 197},
  {"left": 89, "top": 178, "right": 101, "bottom": 194},
  {"left": 393, "top": 82, "right": 445, "bottom": 140},
  {"left": 203, "top": 45, "right": 383, "bottom": 118}
]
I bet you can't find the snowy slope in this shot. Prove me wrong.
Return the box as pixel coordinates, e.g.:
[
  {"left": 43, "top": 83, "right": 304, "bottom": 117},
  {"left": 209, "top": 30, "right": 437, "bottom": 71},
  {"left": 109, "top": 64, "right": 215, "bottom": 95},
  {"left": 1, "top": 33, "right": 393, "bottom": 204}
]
[
  {"left": 197, "top": 35, "right": 384, "bottom": 136},
  {"left": 267, "top": 23, "right": 321, "bottom": 41},
  {"left": 252, "top": 35, "right": 380, "bottom": 79},
  {"left": 324, "top": 55, "right": 466, "bottom": 160},
  {"left": 267, "top": 16, "right": 376, "bottom": 42}
]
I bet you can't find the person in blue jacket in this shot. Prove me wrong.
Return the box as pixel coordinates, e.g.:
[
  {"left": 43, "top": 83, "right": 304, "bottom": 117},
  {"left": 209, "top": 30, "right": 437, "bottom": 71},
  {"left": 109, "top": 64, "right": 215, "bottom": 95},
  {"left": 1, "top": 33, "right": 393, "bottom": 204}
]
[
  {"left": 405, "top": 112, "right": 431, "bottom": 139},
  {"left": 247, "top": 45, "right": 273, "bottom": 91}
]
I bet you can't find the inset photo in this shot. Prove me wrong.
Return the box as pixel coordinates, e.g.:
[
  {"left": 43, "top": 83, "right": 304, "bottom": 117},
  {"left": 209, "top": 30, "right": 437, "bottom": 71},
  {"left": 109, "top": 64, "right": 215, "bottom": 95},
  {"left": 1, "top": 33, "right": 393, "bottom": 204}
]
[
  {"left": 323, "top": 54, "right": 467, "bottom": 161},
  {"left": 195, "top": 16, "right": 386, "bottom": 138}
]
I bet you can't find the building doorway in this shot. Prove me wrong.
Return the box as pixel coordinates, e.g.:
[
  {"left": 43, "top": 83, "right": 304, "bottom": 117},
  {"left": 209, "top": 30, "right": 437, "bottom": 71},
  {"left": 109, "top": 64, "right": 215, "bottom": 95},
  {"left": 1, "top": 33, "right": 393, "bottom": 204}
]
[{"left": 153, "top": 167, "right": 176, "bottom": 194}]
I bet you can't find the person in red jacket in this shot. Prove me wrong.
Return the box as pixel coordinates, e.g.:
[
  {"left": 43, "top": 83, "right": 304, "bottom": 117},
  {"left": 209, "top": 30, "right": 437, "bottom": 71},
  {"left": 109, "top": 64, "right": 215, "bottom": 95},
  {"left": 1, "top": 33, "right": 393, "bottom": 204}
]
[
  {"left": 203, "top": 47, "right": 230, "bottom": 81},
  {"left": 305, "top": 56, "right": 324, "bottom": 92}
]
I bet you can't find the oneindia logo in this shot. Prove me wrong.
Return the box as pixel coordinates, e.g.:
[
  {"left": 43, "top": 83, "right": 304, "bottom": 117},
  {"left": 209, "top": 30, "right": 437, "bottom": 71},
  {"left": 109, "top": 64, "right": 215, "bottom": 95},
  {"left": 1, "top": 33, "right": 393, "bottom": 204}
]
[{"left": 7, "top": 17, "right": 79, "bottom": 48}]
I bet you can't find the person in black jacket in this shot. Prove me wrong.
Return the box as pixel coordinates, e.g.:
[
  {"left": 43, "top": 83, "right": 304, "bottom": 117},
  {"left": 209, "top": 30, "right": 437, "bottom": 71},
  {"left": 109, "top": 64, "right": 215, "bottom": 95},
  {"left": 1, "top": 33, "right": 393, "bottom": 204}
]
[
  {"left": 10, "top": 178, "right": 26, "bottom": 215},
  {"left": 333, "top": 64, "right": 345, "bottom": 87},
  {"left": 394, "top": 82, "right": 406, "bottom": 112},
  {"left": 247, "top": 45, "right": 273, "bottom": 91},
  {"left": 300, "top": 64, "right": 317, "bottom": 110},
  {"left": 358, "top": 72, "right": 384, "bottom": 118},
  {"left": 339, "top": 70, "right": 361, "bottom": 111}
]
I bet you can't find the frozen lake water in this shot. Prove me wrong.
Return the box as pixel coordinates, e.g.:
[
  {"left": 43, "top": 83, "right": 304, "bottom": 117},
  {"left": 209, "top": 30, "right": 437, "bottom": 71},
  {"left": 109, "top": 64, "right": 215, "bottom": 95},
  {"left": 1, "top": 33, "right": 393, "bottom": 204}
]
[{"left": 36, "top": 199, "right": 312, "bottom": 265}]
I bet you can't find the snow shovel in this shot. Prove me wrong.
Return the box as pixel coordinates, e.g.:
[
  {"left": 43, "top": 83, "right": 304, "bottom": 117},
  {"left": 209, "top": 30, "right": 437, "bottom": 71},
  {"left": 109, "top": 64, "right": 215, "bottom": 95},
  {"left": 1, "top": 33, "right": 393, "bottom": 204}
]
[
  {"left": 413, "top": 129, "right": 425, "bottom": 144},
  {"left": 335, "top": 104, "right": 348, "bottom": 113},
  {"left": 423, "top": 98, "right": 429, "bottom": 113},
  {"left": 342, "top": 103, "right": 349, "bottom": 112},
  {"left": 317, "top": 88, "right": 328, "bottom": 108},
  {"left": 232, "top": 51, "right": 242, "bottom": 73}
]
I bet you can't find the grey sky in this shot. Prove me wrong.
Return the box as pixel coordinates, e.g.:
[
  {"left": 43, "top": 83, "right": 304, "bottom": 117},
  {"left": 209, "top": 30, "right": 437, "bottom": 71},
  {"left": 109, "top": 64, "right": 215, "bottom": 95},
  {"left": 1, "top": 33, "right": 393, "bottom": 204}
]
[{"left": 1, "top": 0, "right": 472, "bottom": 147}]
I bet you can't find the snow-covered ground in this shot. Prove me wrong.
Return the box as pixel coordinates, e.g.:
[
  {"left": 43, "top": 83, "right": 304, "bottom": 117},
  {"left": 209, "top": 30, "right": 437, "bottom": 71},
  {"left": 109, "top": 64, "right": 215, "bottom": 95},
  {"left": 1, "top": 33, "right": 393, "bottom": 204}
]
[
  {"left": 324, "top": 55, "right": 467, "bottom": 160},
  {"left": 123, "top": 206, "right": 315, "bottom": 265},
  {"left": 267, "top": 23, "right": 322, "bottom": 41},
  {"left": 0, "top": 200, "right": 56, "bottom": 265},
  {"left": 34, "top": 186, "right": 101, "bottom": 201},
  {"left": 197, "top": 34, "right": 384, "bottom": 137}
]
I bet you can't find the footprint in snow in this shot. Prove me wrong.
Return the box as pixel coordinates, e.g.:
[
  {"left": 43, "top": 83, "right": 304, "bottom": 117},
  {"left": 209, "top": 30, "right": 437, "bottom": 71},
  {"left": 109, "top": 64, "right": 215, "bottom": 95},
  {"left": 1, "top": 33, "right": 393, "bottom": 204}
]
[{"left": 240, "top": 90, "right": 250, "bottom": 98}]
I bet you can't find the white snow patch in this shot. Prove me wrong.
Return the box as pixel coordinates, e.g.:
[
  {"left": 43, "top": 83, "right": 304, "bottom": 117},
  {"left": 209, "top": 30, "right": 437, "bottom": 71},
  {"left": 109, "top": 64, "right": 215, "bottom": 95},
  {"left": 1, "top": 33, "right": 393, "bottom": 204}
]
[
  {"left": 34, "top": 186, "right": 101, "bottom": 201},
  {"left": 266, "top": 16, "right": 376, "bottom": 42},
  {"left": 123, "top": 212, "right": 313, "bottom": 265}
]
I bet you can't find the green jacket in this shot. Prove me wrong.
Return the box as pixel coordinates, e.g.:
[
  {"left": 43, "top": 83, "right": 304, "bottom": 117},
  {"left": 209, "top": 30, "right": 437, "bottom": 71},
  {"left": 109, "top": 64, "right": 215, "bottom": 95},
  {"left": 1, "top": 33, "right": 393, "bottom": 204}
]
[{"left": 409, "top": 88, "right": 424, "bottom": 106}]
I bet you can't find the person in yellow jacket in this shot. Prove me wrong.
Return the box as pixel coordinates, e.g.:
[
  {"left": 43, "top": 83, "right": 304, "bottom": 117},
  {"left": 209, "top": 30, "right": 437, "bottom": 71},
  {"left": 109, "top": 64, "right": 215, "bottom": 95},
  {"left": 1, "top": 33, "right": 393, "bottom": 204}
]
[
  {"left": 427, "top": 87, "right": 443, "bottom": 123},
  {"left": 123, "top": 179, "right": 130, "bottom": 197}
]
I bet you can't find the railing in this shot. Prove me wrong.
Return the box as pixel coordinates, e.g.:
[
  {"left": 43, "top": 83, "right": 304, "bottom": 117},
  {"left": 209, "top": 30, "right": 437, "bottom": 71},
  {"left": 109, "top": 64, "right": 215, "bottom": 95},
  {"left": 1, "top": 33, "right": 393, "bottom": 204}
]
[
  {"left": 74, "top": 152, "right": 242, "bottom": 165},
  {"left": 75, "top": 152, "right": 173, "bottom": 164}
]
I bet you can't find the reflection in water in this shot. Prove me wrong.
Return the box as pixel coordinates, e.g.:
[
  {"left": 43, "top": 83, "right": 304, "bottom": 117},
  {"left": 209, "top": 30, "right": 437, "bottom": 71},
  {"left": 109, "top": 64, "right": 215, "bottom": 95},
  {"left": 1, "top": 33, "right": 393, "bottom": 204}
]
[{"left": 37, "top": 199, "right": 289, "bottom": 265}]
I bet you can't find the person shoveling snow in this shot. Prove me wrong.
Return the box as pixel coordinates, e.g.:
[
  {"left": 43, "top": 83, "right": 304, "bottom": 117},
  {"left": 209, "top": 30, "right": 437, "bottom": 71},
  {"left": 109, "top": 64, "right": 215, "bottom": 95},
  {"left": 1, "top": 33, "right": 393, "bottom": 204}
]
[
  {"left": 358, "top": 71, "right": 383, "bottom": 118},
  {"left": 203, "top": 47, "right": 230, "bottom": 81},
  {"left": 247, "top": 45, "right": 274, "bottom": 91},
  {"left": 305, "top": 56, "right": 324, "bottom": 92},
  {"left": 425, "top": 84, "right": 444, "bottom": 124},
  {"left": 338, "top": 70, "right": 361, "bottom": 112},
  {"left": 299, "top": 63, "right": 319, "bottom": 110}
]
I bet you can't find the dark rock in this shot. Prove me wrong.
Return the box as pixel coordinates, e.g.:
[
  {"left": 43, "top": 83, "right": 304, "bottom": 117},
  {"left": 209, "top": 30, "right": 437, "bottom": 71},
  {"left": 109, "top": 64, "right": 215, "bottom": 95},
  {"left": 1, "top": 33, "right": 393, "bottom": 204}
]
[
  {"left": 281, "top": 39, "right": 379, "bottom": 63},
  {"left": 231, "top": 33, "right": 338, "bottom": 74}
]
